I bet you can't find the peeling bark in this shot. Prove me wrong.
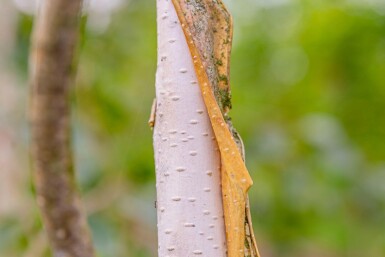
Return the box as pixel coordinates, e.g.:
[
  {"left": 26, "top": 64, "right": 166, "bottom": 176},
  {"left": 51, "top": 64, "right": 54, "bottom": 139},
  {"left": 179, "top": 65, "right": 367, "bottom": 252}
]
[
  {"left": 29, "top": 1, "right": 95, "bottom": 257},
  {"left": 154, "top": 1, "right": 261, "bottom": 257},
  {"left": 154, "top": 0, "right": 227, "bottom": 256}
]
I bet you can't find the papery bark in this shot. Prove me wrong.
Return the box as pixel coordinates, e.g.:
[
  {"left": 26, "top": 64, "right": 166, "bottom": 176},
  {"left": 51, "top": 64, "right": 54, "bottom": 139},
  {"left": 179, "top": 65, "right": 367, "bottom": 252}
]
[{"left": 153, "top": 0, "right": 227, "bottom": 256}]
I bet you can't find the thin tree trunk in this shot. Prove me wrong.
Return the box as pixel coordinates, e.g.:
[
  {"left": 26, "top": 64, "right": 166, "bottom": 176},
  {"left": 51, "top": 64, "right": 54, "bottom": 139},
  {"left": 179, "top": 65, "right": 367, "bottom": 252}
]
[
  {"left": 29, "top": 1, "right": 95, "bottom": 256},
  {"left": 154, "top": 0, "right": 227, "bottom": 256},
  {"left": 154, "top": 1, "right": 262, "bottom": 256}
]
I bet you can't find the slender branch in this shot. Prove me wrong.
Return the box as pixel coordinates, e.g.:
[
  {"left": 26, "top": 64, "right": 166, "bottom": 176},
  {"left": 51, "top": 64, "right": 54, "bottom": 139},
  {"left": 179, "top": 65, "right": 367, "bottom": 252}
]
[{"left": 29, "top": 1, "right": 95, "bottom": 256}]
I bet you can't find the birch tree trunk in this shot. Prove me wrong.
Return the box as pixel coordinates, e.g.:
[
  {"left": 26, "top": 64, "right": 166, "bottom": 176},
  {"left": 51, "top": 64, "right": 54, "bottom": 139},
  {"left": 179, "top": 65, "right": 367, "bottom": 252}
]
[
  {"left": 153, "top": 0, "right": 227, "bottom": 256},
  {"left": 29, "top": 1, "right": 95, "bottom": 256}
]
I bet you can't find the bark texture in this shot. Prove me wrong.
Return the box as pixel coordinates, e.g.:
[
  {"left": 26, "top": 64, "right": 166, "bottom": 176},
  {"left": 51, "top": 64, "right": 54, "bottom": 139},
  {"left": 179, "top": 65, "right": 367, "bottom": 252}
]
[
  {"left": 154, "top": 0, "right": 227, "bottom": 256},
  {"left": 156, "top": 1, "right": 261, "bottom": 257},
  {"left": 29, "top": 1, "right": 95, "bottom": 257}
]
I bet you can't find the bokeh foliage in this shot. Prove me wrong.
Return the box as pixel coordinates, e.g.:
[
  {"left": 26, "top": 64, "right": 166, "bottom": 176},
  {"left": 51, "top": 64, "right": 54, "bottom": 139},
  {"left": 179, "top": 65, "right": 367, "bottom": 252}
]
[{"left": 1, "top": 0, "right": 385, "bottom": 256}]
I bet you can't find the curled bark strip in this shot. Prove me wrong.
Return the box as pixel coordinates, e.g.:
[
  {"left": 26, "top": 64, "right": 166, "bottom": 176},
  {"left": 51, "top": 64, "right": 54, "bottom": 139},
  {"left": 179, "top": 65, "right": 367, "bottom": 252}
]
[
  {"left": 29, "top": 1, "right": 95, "bottom": 257},
  {"left": 171, "top": 1, "right": 261, "bottom": 256}
]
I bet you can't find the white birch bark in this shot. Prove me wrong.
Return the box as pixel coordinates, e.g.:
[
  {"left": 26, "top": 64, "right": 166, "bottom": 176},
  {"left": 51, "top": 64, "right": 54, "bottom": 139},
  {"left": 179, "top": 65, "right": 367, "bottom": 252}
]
[{"left": 153, "top": 0, "right": 227, "bottom": 256}]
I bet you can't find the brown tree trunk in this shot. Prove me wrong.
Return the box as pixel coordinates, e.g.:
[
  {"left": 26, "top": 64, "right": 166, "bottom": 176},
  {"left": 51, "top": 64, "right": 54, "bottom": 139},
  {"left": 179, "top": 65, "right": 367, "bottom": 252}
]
[{"left": 29, "top": 1, "right": 95, "bottom": 257}]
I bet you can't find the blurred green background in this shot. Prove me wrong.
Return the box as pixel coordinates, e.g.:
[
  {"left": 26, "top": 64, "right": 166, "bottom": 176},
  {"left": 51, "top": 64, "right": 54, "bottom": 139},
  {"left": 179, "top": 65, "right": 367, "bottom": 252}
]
[{"left": 1, "top": 0, "right": 385, "bottom": 256}]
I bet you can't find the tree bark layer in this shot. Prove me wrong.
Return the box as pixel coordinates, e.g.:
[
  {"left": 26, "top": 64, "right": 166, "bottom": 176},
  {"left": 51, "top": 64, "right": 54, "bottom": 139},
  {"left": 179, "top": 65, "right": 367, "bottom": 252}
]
[
  {"left": 154, "top": 0, "right": 227, "bottom": 256},
  {"left": 29, "top": 1, "right": 95, "bottom": 257}
]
